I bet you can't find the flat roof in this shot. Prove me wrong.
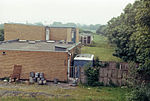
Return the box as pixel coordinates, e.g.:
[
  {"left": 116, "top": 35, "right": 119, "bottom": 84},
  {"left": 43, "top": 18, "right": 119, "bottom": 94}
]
[
  {"left": 0, "top": 40, "right": 79, "bottom": 52},
  {"left": 5, "top": 23, "right": 77, "bottom": 29},
  {"left": 74, "top": 54, "right": 94, "bottom": 61},
  {"left": 80, "top": 33, "right": 92, "bottom": 36}
]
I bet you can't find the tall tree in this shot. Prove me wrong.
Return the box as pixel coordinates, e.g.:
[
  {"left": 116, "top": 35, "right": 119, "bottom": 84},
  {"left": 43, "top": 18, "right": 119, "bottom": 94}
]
[
  {"left": 106, "top": 1, "right": 141, "bottom": 62},
  {"left": 105, "top": 0, "right": 150, "bottom": 100}
]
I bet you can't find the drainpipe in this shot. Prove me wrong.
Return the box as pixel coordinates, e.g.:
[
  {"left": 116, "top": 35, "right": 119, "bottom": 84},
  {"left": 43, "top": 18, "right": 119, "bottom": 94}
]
[{"left": 67, "top": 51, "right": 71, "bottom": 82}]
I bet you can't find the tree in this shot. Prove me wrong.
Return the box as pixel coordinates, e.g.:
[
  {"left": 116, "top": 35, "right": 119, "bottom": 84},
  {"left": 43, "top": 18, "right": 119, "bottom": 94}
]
[
  {"left": 34, "top": 22, "right": 43, "bottom": 26},
  {"left": 104, "top": 0, "right": 150, "bottom": 100},
  {"left": 105, "top": 2, "right": 140, "bottom": 62},
  {"left": 96, "top": 25, "right": 107, "bottom": 35},
  {"left": 130, "top": 0, "right": 150, "bottom": 82},
  {"left": 0, "top": 29, "right": 4, "bottom": 41}
]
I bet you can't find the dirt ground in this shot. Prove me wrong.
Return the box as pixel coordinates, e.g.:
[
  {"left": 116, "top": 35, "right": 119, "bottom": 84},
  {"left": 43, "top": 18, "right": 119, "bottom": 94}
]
[{"left": 0, "top": 81, "right": 76, "bottom": 98}]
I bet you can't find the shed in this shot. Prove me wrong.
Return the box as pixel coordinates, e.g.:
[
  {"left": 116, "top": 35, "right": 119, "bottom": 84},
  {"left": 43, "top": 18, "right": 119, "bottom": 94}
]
[{"left": 73, "top": 54, "right": 94, "bottom": 67}]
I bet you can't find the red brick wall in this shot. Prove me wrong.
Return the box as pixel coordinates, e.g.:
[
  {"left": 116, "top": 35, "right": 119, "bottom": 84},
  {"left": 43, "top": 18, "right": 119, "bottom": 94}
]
[{"left": 0, "top": 50, "right": 68, "bottom": 81}]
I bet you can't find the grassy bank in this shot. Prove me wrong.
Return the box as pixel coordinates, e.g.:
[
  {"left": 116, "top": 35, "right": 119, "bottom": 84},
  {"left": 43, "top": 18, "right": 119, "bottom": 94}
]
[
  {"left": 1, "top": 85, "right": 129, "bottom": 101},
  {"left": 81, "top": 35, "right": 122, "bottom": 62}
]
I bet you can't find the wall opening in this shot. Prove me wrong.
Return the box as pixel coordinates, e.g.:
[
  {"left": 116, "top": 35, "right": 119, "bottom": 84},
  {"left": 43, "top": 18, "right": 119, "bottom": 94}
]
[{"left": 45, "top": 27, "right": 50, "bottom": 41}]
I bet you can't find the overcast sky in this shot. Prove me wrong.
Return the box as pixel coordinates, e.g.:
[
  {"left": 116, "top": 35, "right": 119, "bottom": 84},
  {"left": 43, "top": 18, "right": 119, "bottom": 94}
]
[{"left": 0, "top": 0, "right": 135, "bottom": 25}]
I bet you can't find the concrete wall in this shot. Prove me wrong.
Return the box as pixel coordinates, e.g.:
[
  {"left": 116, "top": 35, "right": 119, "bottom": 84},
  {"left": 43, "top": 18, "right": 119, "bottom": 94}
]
[
  {"left": 0, "top": 50, "right": 68, "bottom": 81},
  {"left": 4, "top": 24, "right": 45, "bottom": 41}
]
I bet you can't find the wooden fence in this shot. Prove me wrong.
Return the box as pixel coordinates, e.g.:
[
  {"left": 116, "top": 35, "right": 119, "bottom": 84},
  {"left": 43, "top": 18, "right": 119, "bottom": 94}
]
[{"left": 78, "top": 62, "right": 130, "bottom": 86}]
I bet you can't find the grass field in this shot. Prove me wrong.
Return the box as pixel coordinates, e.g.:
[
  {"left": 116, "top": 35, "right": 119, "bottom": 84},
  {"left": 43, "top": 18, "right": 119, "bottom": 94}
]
[
  {"left": 81, "top": 35, "right": 122, "bottom": 62},
  {"left": 0, "top": 84, "right": 129, "bottom": 101}
]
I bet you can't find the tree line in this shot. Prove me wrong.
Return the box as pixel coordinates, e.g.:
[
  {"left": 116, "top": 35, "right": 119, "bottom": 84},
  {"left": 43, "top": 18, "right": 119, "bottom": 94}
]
[{"left": 96, "top": 0, "right": 150, "bottom": 100}]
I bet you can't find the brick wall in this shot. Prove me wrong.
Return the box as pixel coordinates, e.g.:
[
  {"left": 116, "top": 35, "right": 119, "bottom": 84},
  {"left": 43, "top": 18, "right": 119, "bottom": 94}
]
[
  {"left": 4, "top": 24, "right": 45, "bottom": 41},
  {"left": 4, "top": 24, "right": 80, "bottom": 43},
  {"left": 75, "top": 28, "right": 79, "bottom": 43},
  {"left": 0, "top": 50, "right": 69, "bottom": 81},
  {"left": 50, "top": 28, "right": 68, "bottom": 41},
  {"left": 66, "top": 28, "right": 72, "bottom": 42}
]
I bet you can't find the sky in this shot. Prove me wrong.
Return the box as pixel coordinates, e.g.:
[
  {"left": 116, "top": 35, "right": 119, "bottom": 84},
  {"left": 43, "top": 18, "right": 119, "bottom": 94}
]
[{"left": 0, "top": 0, "right": 135, "bottom": 25}]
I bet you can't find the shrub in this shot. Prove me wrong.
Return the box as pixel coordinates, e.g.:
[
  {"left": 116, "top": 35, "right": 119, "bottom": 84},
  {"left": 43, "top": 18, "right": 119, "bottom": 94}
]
[
  {"left": 84, "top": 65, "right": 100, "bottom": 86},
  {"left": 127, "top": 85, "right": 150, "bottom": 101},
  {"left": 116, "top": 62, "right": 120, "bottom": 69},
  {"left": 93, "top": 57, "right": 109, "bottom": 68}
]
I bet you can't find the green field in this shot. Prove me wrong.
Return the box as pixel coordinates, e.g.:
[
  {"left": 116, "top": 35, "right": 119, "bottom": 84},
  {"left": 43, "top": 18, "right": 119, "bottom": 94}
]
[
  {"left": 81, "top": 35, "right": 122, "bottom": 62},
  {"left": 0, "top": 85, "right": 129, "bottom": 101}
]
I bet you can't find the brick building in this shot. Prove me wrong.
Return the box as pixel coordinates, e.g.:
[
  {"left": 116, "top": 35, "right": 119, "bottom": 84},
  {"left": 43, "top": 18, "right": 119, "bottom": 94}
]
[
  {"left": 0, "top": 39, "right": 81, "bottom": 82},
  {"left": 80, "top": 33, "right": 93, "bottom": 45},
  {"left": 4, "top": 23, "right": 79, "bottom": 43}
]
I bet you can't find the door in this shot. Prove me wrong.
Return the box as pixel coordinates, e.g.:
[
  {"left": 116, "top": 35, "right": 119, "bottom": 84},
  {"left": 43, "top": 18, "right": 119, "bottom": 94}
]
[
  {"left": 46, "top": 27, "right": 50, "bottom": 40},
  {"left": 11, "top": 65, "right": 22, "bottom": 79}
]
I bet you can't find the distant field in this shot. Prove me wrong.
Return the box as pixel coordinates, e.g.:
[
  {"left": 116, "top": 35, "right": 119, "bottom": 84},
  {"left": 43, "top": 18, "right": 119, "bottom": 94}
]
[{"left": 81, "top": 35, "right": 122, "bottom": 62}]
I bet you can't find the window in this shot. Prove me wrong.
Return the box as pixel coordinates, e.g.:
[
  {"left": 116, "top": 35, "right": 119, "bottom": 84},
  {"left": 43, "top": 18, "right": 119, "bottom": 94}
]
[{"left": 2, "top": 52, "right": 6, "bottom": 55}]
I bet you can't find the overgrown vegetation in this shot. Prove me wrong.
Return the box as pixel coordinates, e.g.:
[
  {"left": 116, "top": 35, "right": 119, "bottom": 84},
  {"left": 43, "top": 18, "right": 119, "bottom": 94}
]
[
  {"left": 93, "top": 57, "right": 109, "bottom": 68},
  {"left": 100, "top": 0, "right": 150, "bottom": 100},
  {"left": 84, "top": 65, "right": 100, "bottom": 86},
  {"left": 84, "top": 57, "right": 112, "bottom": 87},
  {"left": 96, "top": 25, "right": 107, "bottom": 36}
]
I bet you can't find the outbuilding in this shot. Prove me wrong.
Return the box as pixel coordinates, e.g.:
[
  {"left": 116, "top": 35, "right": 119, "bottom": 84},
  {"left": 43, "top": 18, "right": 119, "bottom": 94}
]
[
  {"left": 74, "top": 54, "right": 94, "bottom": 67},
  {"left": 0, "top": 39, "right": 81, "bottom": 82}
]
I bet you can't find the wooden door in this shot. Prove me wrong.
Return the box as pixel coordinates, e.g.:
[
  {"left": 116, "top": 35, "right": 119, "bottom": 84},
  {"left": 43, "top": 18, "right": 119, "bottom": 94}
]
[{"left": 11, "top": 65, "right": 22, "bottom": 79}]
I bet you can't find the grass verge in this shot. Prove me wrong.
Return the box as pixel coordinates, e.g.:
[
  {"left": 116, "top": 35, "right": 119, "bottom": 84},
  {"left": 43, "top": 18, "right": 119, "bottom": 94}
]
[
  {"left": 81, "top": 34, "right": 122, "bottom": 62},
  {"left": 0, "top": 86, "right": 129, "bottom": 101}
]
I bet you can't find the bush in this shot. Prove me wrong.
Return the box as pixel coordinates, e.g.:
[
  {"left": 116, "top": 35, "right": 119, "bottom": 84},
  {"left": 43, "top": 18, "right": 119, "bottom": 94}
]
[
  {"left": 127, "top": 85, "right": 150, "bottom": 101},
  {"left": 84, "top": 57, "right": 110, "bottom": 87},
  {"left": 93, "top": 57, "right": 109, "bottom": 68},
  {"left": 84, "top": 65, "right": 100, "bottom": 86}
]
